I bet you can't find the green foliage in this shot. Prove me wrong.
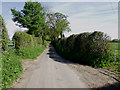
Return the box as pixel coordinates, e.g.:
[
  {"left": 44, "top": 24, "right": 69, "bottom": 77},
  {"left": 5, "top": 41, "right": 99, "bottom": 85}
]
[
  {"left": 0, "top": 15, "right": 9, "bottom": 51},
  {"left": 11, "top": 1, "right": 71, "bottom": 43},
  {"left": 2, "top": 49, "right": 23, "bottom": 88},
  {"left": 11, "top": 1, "right": 46, "bottom": 36},
  {"left": 13, "top": 31, "right": 42, "bottom": 49},
  {"left": 47, "top": 12, "right": 71, "bottom": 40},
  {"left": 1, "top": 43, "right": 46, "bottom": 88},
  {"left": 1, "top": 30, "right": 46, "bottom": 88},
  {"left": 16, "top": 45, "right": 46, "bottom": 59},
  {"left": 52, "top": 31, "right": 113, "bottom": 68}
]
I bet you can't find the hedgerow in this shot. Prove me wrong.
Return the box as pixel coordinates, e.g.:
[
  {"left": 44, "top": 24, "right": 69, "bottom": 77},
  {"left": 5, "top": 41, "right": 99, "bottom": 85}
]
[
  {"left": 52, "top": 31, "right": 114, "bottom": 67},
  {"left": 12, "top": 31, "right": 42, "bottom": 49},
  {"left": 12, "top": 31, "right": 47, "bottom": 59},
  {"left": 0, "top": 15, "right": 9, "bottom": 51}
]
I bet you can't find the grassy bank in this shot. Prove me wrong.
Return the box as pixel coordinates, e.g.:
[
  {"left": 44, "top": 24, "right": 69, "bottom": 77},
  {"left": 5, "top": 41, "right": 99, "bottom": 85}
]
[
  {"left": 15, "top": 45, "right": 46, "bottom": 59},
  {"left": 1, "top": 44, "right": 46, "bottom": 88}
]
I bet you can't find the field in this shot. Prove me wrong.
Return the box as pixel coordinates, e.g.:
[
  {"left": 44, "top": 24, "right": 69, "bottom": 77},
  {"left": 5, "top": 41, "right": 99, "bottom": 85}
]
[
  {"left": 111, "top": 42, "right": 120, "bottom": 50},
  {"left": 108, "top": 43, "right": 120, "bottom": 80},
  {"left": 111, "top": 42, "right": 120, "bottom": 61}
]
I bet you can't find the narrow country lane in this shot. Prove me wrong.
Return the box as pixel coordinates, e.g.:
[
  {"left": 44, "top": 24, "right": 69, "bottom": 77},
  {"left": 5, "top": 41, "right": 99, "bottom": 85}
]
[{"left": 12, "top": 44, "right": 88, "bottom": 88}]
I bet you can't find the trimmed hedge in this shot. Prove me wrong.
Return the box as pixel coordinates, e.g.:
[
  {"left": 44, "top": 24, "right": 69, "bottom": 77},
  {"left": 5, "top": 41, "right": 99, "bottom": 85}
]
[
  {"left": 52, "top": 31, "right": 114, "bottom": 67},
  {"left": 13, "top": 31, "right": 42, "bottom": 49}
]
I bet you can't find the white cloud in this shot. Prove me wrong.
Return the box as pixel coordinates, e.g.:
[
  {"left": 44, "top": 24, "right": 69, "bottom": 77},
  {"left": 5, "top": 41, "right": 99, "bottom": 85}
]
[{"left": 6, "top": 20, "right": 28, "bottom": 40}]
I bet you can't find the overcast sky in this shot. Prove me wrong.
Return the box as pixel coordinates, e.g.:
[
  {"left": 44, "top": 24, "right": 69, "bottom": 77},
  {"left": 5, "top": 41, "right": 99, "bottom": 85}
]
[{"left": 1, "top": 0, "right": 118, "bottom": 40}]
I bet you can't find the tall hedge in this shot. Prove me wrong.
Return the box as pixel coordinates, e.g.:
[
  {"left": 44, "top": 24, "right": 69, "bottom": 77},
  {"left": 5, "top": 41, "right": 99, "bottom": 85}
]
[
  {"left": 52, "top": 31, "right": 113, "bottom": 67},
  {"left": 0, "top": 15, "right": 9, "bottom": 51},
  {"left": 13, "top": 31, "right": 42, "bottom": 49}
]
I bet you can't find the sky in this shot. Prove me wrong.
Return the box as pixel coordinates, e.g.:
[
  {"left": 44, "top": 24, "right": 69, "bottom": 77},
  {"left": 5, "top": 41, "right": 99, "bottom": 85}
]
[{"left": 0, "top": 0, "right": 119, "bottom": 40}]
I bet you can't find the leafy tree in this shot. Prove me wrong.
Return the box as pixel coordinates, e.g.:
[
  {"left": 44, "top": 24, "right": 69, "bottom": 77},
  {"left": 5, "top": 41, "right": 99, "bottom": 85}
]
[
  {"left": 35, "top": 23, "right": 49, "bottom": 44},
  {"left": 0, "top": 15, "right": 9, "bottom": 51},
  {"left": 11, "top": 1, "right": 46, "bottom": 36},
  {"left": 47, "top": 12, "right": 71, "bottom": 40}
]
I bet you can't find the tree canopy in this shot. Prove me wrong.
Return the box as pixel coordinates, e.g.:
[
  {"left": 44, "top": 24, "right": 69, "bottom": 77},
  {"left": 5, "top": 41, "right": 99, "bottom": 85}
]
[
  {"left": 11, "top": 1, "right": 46, "bottom": 36},
  {"left": 47, "top": 12, "right": 71, "bottom": 40},
  {"left": 11, "top": 1, "right": 71, "bottom": 42}
]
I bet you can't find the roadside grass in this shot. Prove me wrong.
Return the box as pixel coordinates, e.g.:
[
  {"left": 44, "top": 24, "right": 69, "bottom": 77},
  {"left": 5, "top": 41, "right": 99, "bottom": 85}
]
[
  {"left": 16, "top": 45, "right": 46, "bottom": 59},
  {"left": 1, "top": 44, "right": 46, "bottom": 88},
  {"left": 2, "top": 48, "right": 22, "bottom": 88}
]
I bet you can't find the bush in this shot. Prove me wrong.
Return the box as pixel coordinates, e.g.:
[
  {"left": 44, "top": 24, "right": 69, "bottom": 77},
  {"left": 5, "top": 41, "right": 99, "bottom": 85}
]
[
  {"left": 2, "top": 49, "right": 23, "bottom": 88},
  {"left": 52, "top": 31, "right": 113, "bottom": 67},
  {"left": 13, "top": 31, "right": 42, "bottom": 49}
]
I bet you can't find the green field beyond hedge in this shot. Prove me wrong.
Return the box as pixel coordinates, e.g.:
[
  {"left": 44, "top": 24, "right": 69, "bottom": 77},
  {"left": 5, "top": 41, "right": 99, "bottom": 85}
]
[
  {"left": 109, "top": 42, "right": 120, "bottom": 79},
  {"left": 111, "top": 42, "right": 120, "bottom": 50}
]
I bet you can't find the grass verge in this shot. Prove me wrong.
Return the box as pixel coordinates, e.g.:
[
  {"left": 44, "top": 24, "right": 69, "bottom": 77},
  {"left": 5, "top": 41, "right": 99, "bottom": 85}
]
[
  {"left": 1, "top": 44, "right": 46, "bottom": 88},
  {"left": 15, "top": 45, "right": 46, "bottom": 59}
]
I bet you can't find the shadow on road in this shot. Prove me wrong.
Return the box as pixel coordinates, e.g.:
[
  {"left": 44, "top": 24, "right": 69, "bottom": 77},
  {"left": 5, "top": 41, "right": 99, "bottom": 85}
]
[
  {"left": 47, "top": 44, "right": 120, "bottom": 89},
  {"left": 47, "top": 44, "right": 75, "bottom": 64},
  {"left": 97, "top": 82, "right": 120, "bottom": 90},
  {"left": 99, "top": 71, "right": 120, "bottom": 82}
]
